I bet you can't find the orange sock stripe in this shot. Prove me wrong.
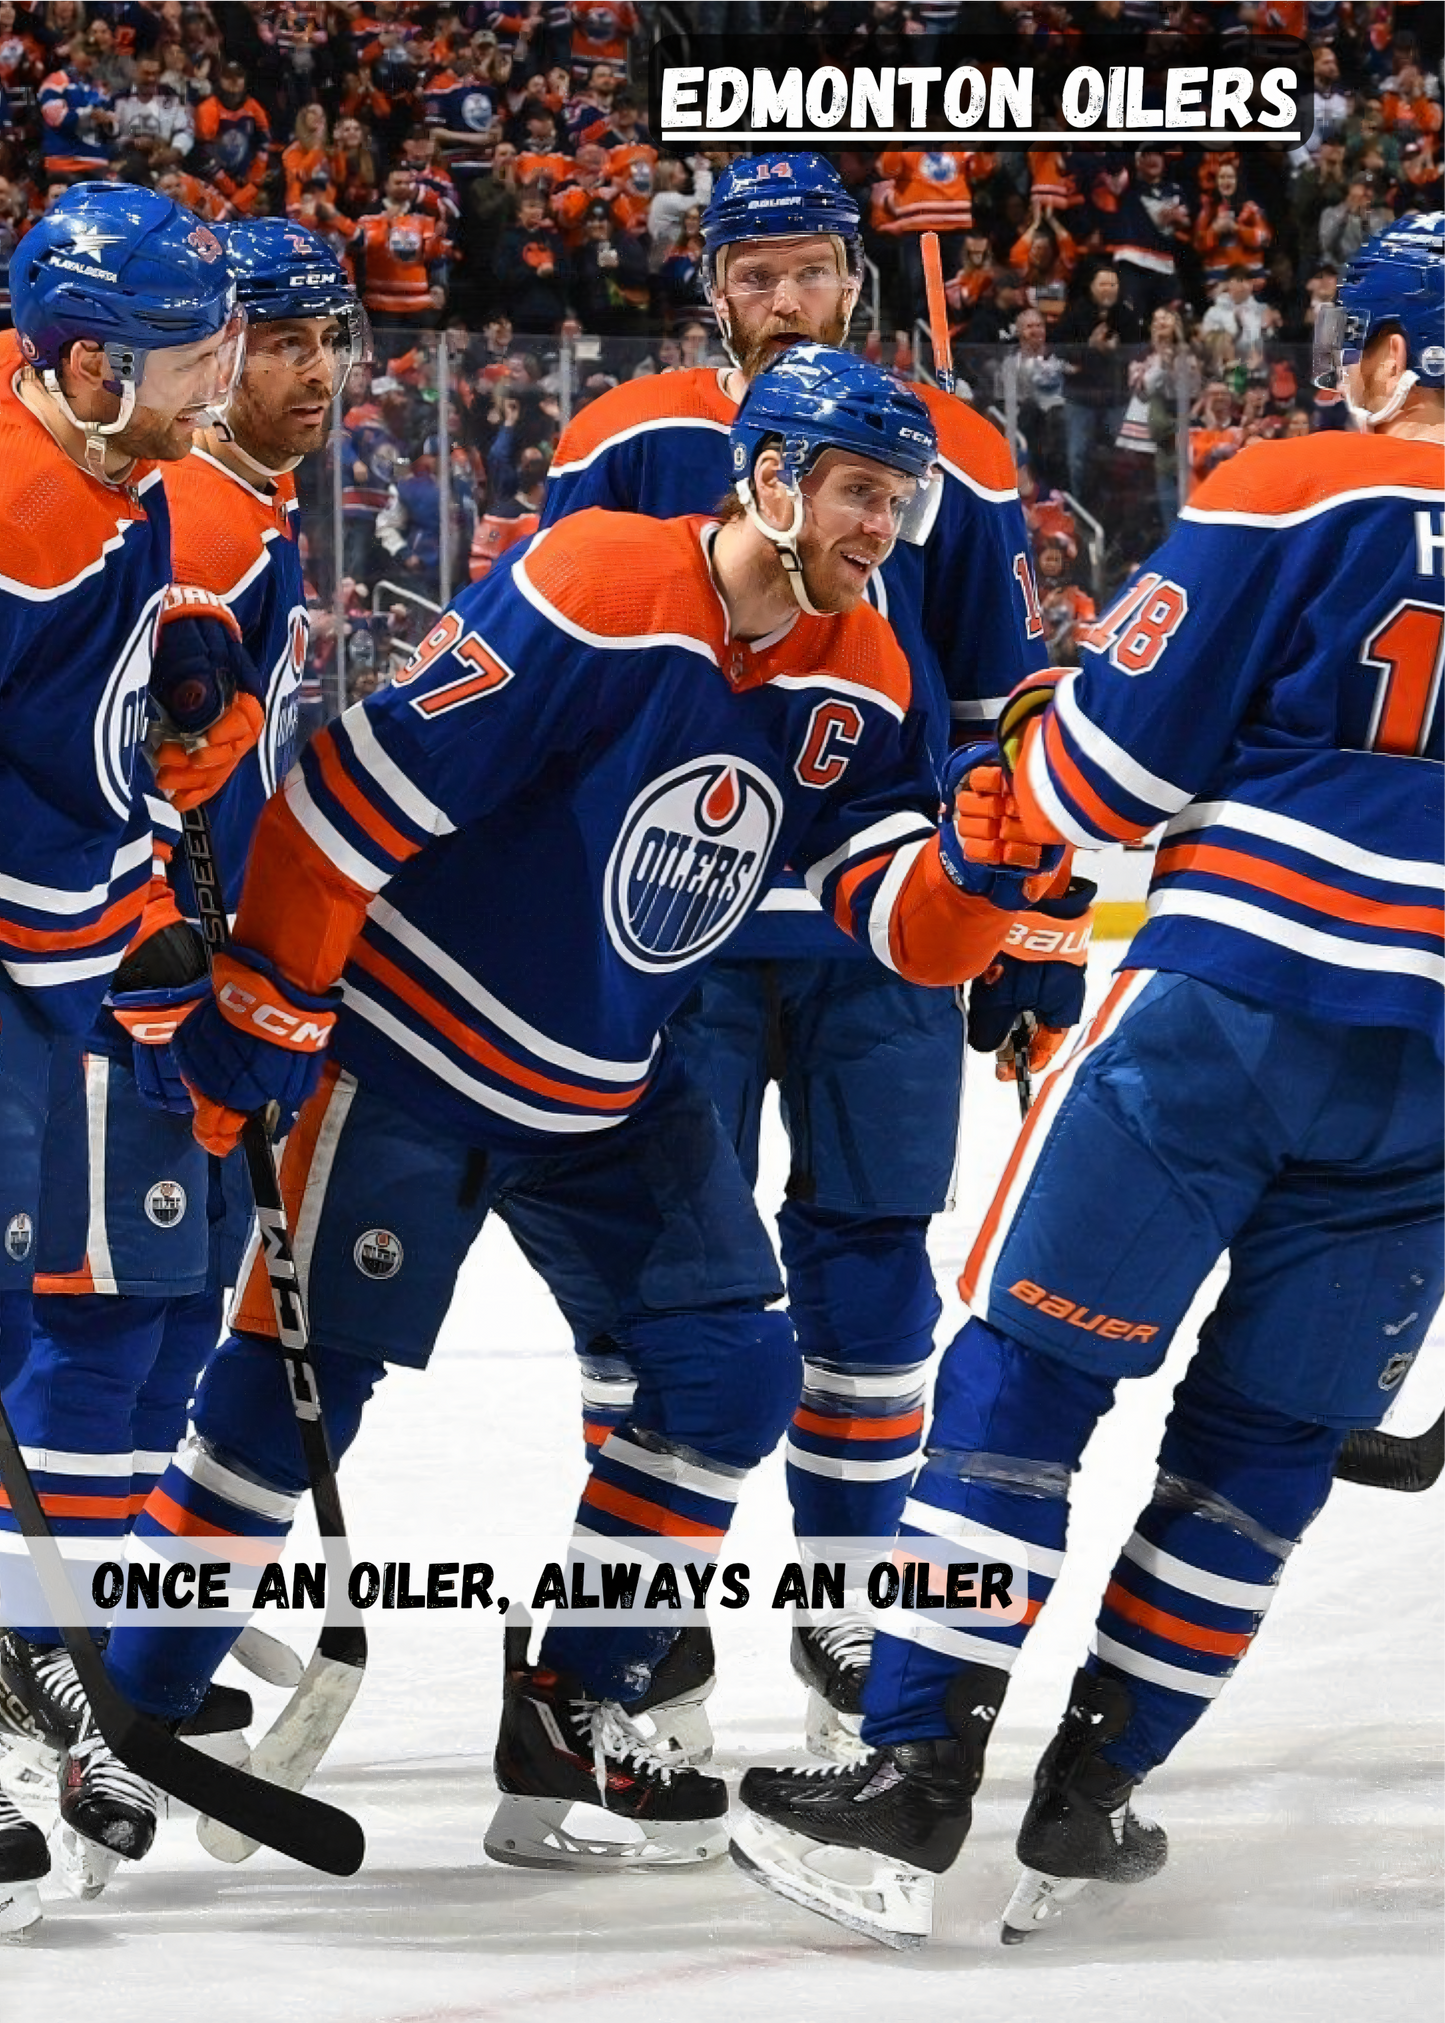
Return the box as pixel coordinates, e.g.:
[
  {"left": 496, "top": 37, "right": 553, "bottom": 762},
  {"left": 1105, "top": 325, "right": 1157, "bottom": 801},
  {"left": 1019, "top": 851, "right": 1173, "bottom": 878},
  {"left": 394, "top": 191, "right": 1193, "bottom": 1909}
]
[
  {"left": 579, "top": 1476, "right": 726, "bottom": 1542},
  {"left": 791, "top": 1407, "right": 926, "bottom": 1441},
  {"left": 142, "top": 1488, "right": 283, "bottom": 1566},
  {"left": 1103, "top": 1578, "right": 1253, "bottom": 1659}
]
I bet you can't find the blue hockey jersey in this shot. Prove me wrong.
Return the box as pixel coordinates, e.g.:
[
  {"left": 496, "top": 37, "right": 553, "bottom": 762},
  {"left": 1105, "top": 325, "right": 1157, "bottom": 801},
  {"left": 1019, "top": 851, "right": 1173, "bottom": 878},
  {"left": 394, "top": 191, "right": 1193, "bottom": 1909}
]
[
  {"left": 0, "top": 333, "right": 172, "bottom": 1034},
  {"left": 1011, "top": 431, "right": 1445, "bottom": 1052},
  {"left": 540, "top": 366, "right": 1045, "bottom": 956},
  {"left": 235, "top": 510, "right": 1034, "bottom": 1152}
]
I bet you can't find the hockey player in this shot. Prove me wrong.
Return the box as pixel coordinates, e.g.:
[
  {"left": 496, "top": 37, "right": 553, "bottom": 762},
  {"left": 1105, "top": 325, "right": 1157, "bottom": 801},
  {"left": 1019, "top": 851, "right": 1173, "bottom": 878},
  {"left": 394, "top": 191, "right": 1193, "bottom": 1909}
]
[
  {"left": 0, "top": 219, "right": 369, "bottom": 1906},
  {"left": 541, "top": 150, "right": 1075, "bottom": 1762},
  {"left": 72, "top": 346, "right": 1064, "bottom": 1879},
  {"left": 730, "top": 214, "right": 1445, "bottom": 1949},
  {"left": 0, "top": 182, "right": 243, "bottom": 1936}
]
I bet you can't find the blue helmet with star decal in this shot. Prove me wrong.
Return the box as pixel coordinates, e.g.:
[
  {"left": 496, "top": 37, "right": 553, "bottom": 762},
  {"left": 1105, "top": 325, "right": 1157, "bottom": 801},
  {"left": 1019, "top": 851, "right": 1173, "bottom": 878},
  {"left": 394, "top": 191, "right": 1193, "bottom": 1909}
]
[
  {"left": 10, "top": 182, "right": 239, "bottom": 375},
  {"left": 1313, "top": 211, "right": 1444, "bottom": 425}
]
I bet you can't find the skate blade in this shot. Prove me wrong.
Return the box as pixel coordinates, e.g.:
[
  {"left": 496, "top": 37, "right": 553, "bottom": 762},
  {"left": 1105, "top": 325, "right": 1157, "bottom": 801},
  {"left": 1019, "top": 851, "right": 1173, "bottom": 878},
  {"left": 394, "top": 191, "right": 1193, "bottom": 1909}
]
[
  {"left": 49, "top": 1821, "right": 124, "bottom": 1902},
  {"left": 728, "top": 1807, "right": 931, "bottom": 1950},
  {"left": 484, "top": 1794, "right": 728, "bottom": 1872},
  {"left": 231, "top": 1626, "right": 304, "bottom": 1690},
  {"left": 0, "top": 1881, "right": 44, "bottom": 1938},
  {"left": 803, "top": 1690, "right": 868, "bottom": 1767},
  {"left": 1000, "top": 1865, "right": 1094, "bottom": 1943},
  {"left": 632, "top": 1694, "right": 715, "bottom": 1769}
]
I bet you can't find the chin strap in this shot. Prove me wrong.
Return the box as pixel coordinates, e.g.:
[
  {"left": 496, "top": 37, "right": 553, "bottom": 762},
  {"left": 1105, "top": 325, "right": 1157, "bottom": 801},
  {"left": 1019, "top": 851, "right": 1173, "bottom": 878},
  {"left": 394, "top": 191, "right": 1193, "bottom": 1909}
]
[
  {"left": 42, "top": 366, "right": 138, "bottom": 484},
  {"left": 214, "top": 428, "right": 303, "bottom": 482},
  {"left": 1346, "top": 367, "right": 1419, "bottom": 430},
  {"left": 736, "top": 478, "right": 828, "bottom": 617}
]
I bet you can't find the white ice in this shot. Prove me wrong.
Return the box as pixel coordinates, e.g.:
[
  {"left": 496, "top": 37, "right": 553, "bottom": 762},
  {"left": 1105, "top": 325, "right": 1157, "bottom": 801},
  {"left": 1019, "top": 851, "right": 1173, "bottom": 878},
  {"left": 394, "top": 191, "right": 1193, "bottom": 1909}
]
[{"left": 9, "top": 944, "right": 1443, "bottom": 2023}]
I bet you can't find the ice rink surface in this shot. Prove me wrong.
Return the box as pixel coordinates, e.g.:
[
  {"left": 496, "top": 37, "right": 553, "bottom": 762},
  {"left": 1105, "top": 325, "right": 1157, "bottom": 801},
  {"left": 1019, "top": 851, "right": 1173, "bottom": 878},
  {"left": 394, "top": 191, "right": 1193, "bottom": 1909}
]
[{"left": 8, "top": 945, "right": 1443, "bottom": 2023}]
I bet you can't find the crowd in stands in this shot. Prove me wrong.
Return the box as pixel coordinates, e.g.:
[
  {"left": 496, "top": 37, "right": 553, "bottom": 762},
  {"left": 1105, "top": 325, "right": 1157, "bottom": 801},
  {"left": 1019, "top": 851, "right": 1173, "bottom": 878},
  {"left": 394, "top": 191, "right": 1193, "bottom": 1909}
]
[{"left": 0, "top": 1, "right": 1439, "bottom": 691}]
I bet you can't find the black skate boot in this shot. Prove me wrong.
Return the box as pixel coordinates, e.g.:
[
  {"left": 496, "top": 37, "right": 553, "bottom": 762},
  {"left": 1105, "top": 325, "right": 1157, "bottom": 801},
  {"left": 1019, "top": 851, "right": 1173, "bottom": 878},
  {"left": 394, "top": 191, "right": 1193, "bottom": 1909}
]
[
  {"left": 790, "top": 1614, "right": 872, "bottom": 1763},
  {"left": 1001, "top": 1666, "right": 1168, "bottom": 1944},
  {"left": 730, "top": 1662, "right": 1011, "bottom": 1948},
  {"left": 0, "top": 1631, "right": 89, "bottom": 1774},
  {"left": 0, "top": 1789, "right": 50, "bottom": 1938},
  {"left": 625, "top": 1625, "right": 716, "bottom": 1766},
  {"left": 484, "top": 1624, "right": 728, "bottom": 1871},
  {"left": 55, "top": 1711, "right": 160, "bottom": 1900}
]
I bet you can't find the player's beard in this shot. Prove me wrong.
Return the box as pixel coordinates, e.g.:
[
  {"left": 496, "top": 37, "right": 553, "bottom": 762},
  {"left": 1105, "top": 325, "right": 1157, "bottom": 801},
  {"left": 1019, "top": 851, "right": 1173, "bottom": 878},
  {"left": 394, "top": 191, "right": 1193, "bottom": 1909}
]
[
  {"left": 226, "top": 376, "right": 332, "bottom": 466},
  {"left": 793, "top": 521, "right": 878, "bottom": 616},
  {"left": 737, "top": 303, "right": 849, "bottom": 383},
  {"left": 112, "top": 402, "right": 212, "bottom": 463}
]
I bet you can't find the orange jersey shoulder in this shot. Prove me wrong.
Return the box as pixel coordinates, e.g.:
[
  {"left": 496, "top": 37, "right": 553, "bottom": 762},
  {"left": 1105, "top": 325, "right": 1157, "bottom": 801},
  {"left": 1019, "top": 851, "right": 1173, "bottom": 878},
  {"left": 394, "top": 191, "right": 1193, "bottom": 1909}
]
[
  {"left": 0, "top": 335, "right": 161, "bottom": 594},
  {"left": 1186, "top": 430, "right": 1444, "bottom": 518},
  {"left": 520, "top": 509, "right": 726, "bottom": 653},
  {"left": 550, "top": 368, "right": 735, "bottom": 470},
  {"left": 773, "top": 599, "right": 915, "bottom": 719},
  {"left": 916, "top": 382, "right": 1021, "bottom": 497},
  {"left": 163, "top": 448, "right": 298, "bottom": 594}
]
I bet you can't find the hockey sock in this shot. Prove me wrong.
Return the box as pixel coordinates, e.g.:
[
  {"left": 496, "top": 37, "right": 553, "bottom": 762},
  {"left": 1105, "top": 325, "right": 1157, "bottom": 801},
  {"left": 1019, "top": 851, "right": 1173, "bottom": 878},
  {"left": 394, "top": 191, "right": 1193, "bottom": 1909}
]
[
  {"left": 1085, "top": 1357, "right": 1342, "bottom": 1782},
  {"left": 130, "top": 1286, "right": 226, "bottom": 1511},
  {"left": 578, "top": 1335, "right": 637, "bottom": 1456},
  {"left": 3, "top": 1292, "right": 169, "bottom": 1641},
  {"left": 862, "top": 1321, "right": 1115, "bottom": 1747},
  {"left": 781, "top": 1206, "right": 937, "bottom": 1577}
]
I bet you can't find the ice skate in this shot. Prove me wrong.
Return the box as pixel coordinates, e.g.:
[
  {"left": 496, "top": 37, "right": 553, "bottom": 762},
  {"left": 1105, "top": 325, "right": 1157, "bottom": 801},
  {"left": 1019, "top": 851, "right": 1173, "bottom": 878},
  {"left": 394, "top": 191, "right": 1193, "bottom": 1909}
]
[
  {"left": 54, "top": 1716, "right": 159, "bottom": 1898},
  {"left": 0, "top": 1789, "right": 49, "bottom": 1938},
  {"left": 790, "top": 1614, "right": 872, "bottom": 1764},
  {"left": 0, "top": 1631, "right": 88, "bottom": 1776},
  {"left": 1000, "top": 1668, "right": 1167, "bottom": 1945},
  {"left": 729, "top": 1664, "right": 1009, "bottom": 1948},
  {"left": 485, "top": 1625, "right": 728, "bottom": 1871},
  {"left": 625, "top": 1626, "right": 716, "bottom": 1766}
]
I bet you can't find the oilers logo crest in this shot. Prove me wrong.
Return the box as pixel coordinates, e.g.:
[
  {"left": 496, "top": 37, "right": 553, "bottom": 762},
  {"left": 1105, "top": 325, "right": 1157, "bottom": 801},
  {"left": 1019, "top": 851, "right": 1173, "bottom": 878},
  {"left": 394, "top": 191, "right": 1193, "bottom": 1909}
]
[
  {"left": 144, "top": 1181, "right": 187, "bottom": 1229},
  {"left": 604, "top": 756, "right": 781, "bottom": 972}
]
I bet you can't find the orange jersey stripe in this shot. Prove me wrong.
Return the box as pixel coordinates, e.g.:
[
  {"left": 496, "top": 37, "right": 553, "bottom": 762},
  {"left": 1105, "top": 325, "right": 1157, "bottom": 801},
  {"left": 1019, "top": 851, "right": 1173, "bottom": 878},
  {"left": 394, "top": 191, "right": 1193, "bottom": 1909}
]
[
  {"left": 792, "top": 1408, "right": 926, "bottom": 1442},
  {"left": 348, "top": 937, "right": 646, "bottom": 1114},
  {"left": 1104, "top": 1578, "right": 1253, "bottom": 1660},
  {"left": 311, "top": 725, "right": 419, "bottom": 866},
  {"left": 579, "top": 1476, "right": 726, "bottom": 1542},
  {"left": 233, "top": 1060, "right": 343, "bottom": 1340},
  {"left": 1154, "top": 840, "right": 1445, "bottom": 942},
  {"left": 0, "top": 884, "right": 146, "bottom": 955},
  {"left": 1039, "top": 711, "right": 1146, "bottom": 843}
]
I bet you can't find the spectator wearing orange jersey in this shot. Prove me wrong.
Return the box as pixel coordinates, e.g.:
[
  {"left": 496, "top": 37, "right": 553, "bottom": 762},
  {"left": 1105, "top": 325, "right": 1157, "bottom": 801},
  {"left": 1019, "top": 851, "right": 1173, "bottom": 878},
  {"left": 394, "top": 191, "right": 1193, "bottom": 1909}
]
[
  {"left": 282, "top": 102, "right": 332, "bottom": 214},
  {"left": 1188, "top": 379, "right": 1243, "bottom": 485},
  {"left": 553, "top": 143, "right": 621, "bottom": 247},
  {"left": 155, "top": 163, "right": 233, "bottom": 225},
  {"left": 605, "top": 139, "right": 656, "bottom": 234},
  {"left": 469, "top": 445, "right": 548, "bottom": 582},
  {"left": 194, "top": 60, "right": 270, "bottom": 214},
  {"left": 570, "top": 1, "right": 638, "bottom": 83},
  {"left": 1008, "top": 211, "right": 1080, "bottom": 325},
  {"left": 1193, "top": 162, "right": 1271, "bottom": 290},
  {"left": 355, "top": 166, "right": 453, "bottom": 332},
  {"left": 874, "top": 148, "right": 991, "bottom": 327}
]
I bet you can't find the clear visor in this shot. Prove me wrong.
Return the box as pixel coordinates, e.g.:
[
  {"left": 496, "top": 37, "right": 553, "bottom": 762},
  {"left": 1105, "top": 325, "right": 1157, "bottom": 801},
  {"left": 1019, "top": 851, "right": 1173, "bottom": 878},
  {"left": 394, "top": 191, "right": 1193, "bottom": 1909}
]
[
  {"left": 244, "top": 304, "right": 374, "bottom": 401},
  {"left": 711, "top": 236, "right": 862, "bottom": 303},
  {"left": 119, "top": 303, "right": 248, "bottom": 422},
  {"left": 1311, "top": 301, "right": 1354, "bottom": 390},
  {"left": 798, "top": 458, "right": 944, "bottom": 549}
]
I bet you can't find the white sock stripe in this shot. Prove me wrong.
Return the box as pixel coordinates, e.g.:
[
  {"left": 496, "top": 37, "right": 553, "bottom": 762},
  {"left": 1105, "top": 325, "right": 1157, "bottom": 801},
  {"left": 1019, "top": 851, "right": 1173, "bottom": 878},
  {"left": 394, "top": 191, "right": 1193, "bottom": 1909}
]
[
  {"left": 798, "top": 1362, "right": 930, "bottom": 1401},
  {"left": 18, "top": 1446, "right": 134, "bottom": 1478},
  {"left": 900, "top": 1497, "right": 1066, "bottom": 1579},
  {"left": 595, "top": 1434, "right": 744, "bottom": 1503},
  {"left": 1092, "top": 1628, "right": 1231, "bottom": 1699},
  {"left": 1121, "top": 1530, "right": 1280, "bottom": 1613},
  {"left": 130, "top": 1449, "right": 178, "bottom": 1479},
  {"left": 872, "top": 1616, "right": 1024, "bottom": 1668},
  {"left": 580, "top": 1377, "right": 637, "bottom": 1409},
  {"left": 173, "top": 1444, "right": 300, "bottom": 1526},
  {"left": 785, "top": 1443, "right": 920, "bottom": 1481}
]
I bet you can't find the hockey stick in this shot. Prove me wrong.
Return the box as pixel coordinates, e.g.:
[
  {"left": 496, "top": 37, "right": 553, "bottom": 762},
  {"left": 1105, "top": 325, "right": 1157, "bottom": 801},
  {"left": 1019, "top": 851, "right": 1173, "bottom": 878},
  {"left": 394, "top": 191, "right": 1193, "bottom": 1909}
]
[
  {"left": 1334, "top": 1409, "right": 1444, "bottom": 1493},
  {"left": 177, "top": 804, "right": 367, "bottom": 1862},
  {"left": 0, "top": 1405, "right": 363, "bottom": 1872},
  {"left": 925, "top": 232, "right": 1036, "bottom": 1125}
]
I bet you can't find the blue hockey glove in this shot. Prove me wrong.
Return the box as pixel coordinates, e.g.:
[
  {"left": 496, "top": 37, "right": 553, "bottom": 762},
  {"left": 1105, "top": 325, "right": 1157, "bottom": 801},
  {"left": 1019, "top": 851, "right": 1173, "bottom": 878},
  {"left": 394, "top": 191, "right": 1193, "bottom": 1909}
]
[
  {"left": 967, "top": 877, "right": 1097, "bottom": 1081},
  {"left": 150, "top": 586, "right": 266, "bottom": 812},
  {"left": 173, "top": 947, "right": 339, "bottom": 1157},
  {"left": 937, "top": 742, "right": 1065, "bottom": 908},
  {"left": 105, "top": 889, "right": 211, "bottom": 1116}
]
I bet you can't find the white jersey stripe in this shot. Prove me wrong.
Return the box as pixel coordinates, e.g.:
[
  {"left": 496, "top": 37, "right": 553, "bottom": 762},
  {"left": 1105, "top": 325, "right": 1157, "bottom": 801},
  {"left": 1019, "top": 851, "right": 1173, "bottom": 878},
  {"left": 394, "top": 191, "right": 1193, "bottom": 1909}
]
[
  {"left": 1146, "top": 888, "right": 1445, "bottom": 984},
  {"left": 548, "top": 413, "right": 730, "bottom": 476},
  {"left": 284, "top": 771, "right": 393, "bottom": 893},
  {"left": 1181, "top": 481, "right": 1444, "bottom": 531},
  {"left": 341, "top": 704, "right": 456, "bottom": 839},
  {"left": 1057, "top": 676, "right": 1192, "bottom": 818},
  {"left": 867, "top": 835, "right": 929, "bottom": 970},
  {"left": 0, "top": 831, "right": 153, "bottom": 918},
  {"left": 1164, "top": 795, "right": 1445, "bottom": 892},
  {"left": 806, "top": 810, "right": 934, "bottom": 893},
  {"left": 767, "top": 670, "right": 905, "bottom": 724}
]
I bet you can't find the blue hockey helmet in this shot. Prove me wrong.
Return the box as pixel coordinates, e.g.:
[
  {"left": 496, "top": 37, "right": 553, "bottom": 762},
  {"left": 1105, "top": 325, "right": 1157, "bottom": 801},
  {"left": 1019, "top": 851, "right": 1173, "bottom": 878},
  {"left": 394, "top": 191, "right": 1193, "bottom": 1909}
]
[
  {"left": 1313, "top": 210, "right": 1444, "bottom": 425},
  {"left": 702, "top": 153, "right": 862, "bottom": 362},
  {"left": 730, "top": 343, "right": 941, "bottom": 612},
  {"left": 215, "top": 217, "right": 371, "bottom": 393}
]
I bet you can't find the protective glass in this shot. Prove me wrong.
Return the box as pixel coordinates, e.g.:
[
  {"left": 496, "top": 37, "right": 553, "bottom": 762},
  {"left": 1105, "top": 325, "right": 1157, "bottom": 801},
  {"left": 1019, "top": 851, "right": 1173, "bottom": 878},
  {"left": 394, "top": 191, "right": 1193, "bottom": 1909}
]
[
  {"left": 800, "top": 458, "right": 943, "bottom": 548},
  {"left": 246, "top": 305, "right": 374, "bottom": 399},
  {"left": 125, "top": 303, "right": 248, "bottom": 419}
]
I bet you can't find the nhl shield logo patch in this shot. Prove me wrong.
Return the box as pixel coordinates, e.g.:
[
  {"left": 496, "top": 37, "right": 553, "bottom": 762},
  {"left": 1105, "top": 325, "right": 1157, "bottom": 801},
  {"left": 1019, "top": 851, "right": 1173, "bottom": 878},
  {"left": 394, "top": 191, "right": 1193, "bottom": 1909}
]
[
  {"left": 604, "top": 756, "right": 781, "bottom": 973},
  {"left": 4, "top": 1213, "right": 33, "bottom": 1262},
  {"left": 354, "top": 1228, "right": 403, "bottom": 1281},
  {"left": 144, "top": 1181, "right": 187, "bottom": 1229}
]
